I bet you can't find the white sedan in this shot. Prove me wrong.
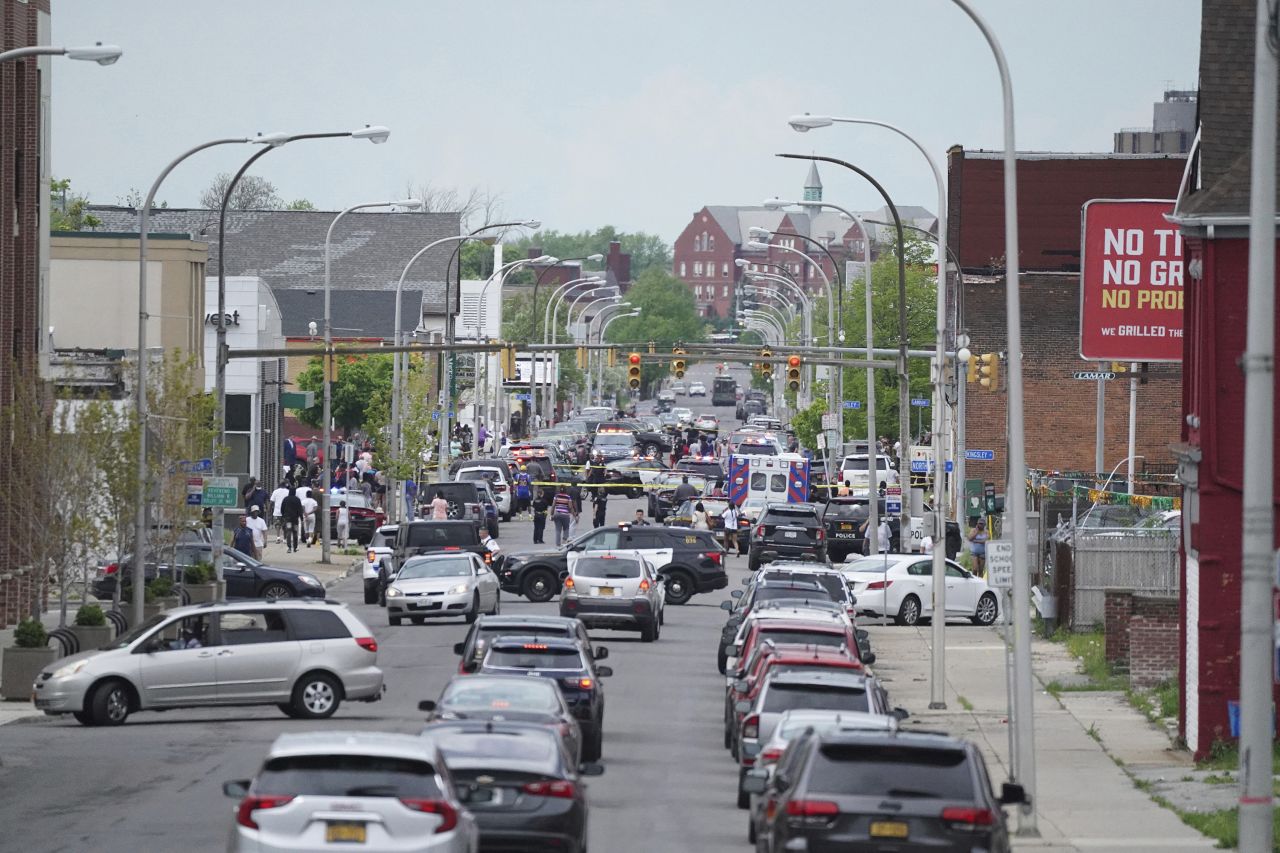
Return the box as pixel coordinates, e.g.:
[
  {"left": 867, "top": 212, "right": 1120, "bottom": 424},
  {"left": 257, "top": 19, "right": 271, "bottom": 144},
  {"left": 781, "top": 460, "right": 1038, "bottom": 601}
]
[
  {"left": 386, "top": 552, "right": 501, "bottom": 626},
  {"left": 842, "top": 554, "right": 1000, "bottom": 626}
]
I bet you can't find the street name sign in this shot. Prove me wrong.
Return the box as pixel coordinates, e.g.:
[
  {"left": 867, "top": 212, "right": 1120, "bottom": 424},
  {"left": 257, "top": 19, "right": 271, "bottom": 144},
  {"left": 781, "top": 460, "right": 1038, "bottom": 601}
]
[
  {"left": 988, "top": 540, "right": 1015, "bottom": 588},
  {"left": 180, "top": 458, "right": 213, "bottom": 474},
  {"left": 910, "top": 398, "right": 930, "bottom": 407},
  {"left": 1073, "top": 371, "right": 1116, "bottom": 381},
  {"left": 965, "top": 449, "right": 995, "bottom": 461},
  {"left": 842, "top": 400, "right": 862, "bottom": 410},
  {"left": 202, "top": 476, "right": 238, "bottom": 508},
  {"left": 514, "top": 393, "right": 531, "bottom": 401}
]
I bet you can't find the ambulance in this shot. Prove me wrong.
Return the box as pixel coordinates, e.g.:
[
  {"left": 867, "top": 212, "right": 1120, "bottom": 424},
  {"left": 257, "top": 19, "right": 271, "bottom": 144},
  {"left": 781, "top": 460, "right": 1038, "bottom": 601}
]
[{"left": 726, "top": 452, "right": 810, "bottom": 509}]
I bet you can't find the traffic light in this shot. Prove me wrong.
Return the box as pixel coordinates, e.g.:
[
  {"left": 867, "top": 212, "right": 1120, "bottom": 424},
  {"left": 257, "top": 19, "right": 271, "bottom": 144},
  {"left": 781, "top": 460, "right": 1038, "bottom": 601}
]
[
  {"left": 1111, "top": 361, "right": 1128, "bottom": 374},
  {"left": 966, "top": 353, "right": 979, "bottom": 383},
  {"left": 627, "top": 352, "right": 642, "bottom": 389},
  {"left": 978, "top": 352, "right": 1000, "bottom": 391},
  {"left": 760, "top": 347, "right": 773, "bottom": 380},
  {"left": 499, "top": 345, "right": 517, "bottom": 380},
  {"left": 786, "top": 354, "right": 802, "bottom": 392},
  {"left": 576, "top": 346, "right": 588, "bottom": 369},
  {"left": 672, "top": 346, "right": 687, "bottom": 379}
]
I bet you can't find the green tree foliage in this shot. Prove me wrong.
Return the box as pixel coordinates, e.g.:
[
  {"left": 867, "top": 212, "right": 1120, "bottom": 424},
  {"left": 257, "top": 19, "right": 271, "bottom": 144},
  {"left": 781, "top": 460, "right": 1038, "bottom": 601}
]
[
  {"left": 460, "top": 241, "right": 533, "bottom": 283},
  {"left": 511, "top": 226, "right": 671, "bottom": 276},
  {"left": 284, "top": 198, "right": 316, "bottom": 211},
  {"left": 295, "top": 353, "right": 394, "bottom": 434},
  {"left": 602, "top": 269, "right": 707, "bottom": 390},
  {"left": 50, "top": 178, "right": 101, "bottom": 231}
]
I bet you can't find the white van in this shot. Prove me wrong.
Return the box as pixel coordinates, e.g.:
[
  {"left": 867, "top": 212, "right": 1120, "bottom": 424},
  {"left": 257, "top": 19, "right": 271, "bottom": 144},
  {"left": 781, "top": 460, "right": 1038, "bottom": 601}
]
[{"left": 839, "top": 453, "right": 899, "bottom": 493}]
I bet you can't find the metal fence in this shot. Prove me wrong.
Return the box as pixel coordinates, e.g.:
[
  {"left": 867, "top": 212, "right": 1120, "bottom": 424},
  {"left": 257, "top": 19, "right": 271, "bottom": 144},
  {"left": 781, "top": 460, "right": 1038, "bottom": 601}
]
[{"left": 1070, "top": 528, "right": 1180, "bottom": 629}]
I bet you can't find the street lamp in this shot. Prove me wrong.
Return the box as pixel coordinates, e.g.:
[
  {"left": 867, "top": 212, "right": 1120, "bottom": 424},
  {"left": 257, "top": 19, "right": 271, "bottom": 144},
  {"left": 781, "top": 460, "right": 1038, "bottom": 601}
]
[
  {"left": 587, "top": 302, "right": 633, "bottom": 403},
  {"left": 320, "top": 198, "right": 424, "bottom": 563},
  {"left": 0, "top": 42, "right": 122, "bottom": 64},
  {"left": 473, "top": 255, "right": 554, "bottom": 441},
  {"left": 564, "top": 289, "right": 620, "bottom": 412},
  {"left": 211, "top": 126, "right": 393, "bottom": 585},
  {"left": 531, "top": 254, "right": 603, "bottom": 426},
  {"left": 542, "top": 277, "right": 605, "bottom": 417},
  {"left": 598, "top": 308, "right": 641, "bottom": 397}
]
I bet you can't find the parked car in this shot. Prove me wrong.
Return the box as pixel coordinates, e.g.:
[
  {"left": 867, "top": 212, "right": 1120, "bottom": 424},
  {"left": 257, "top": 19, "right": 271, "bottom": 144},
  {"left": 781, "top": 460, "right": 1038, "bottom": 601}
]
[
  {"left": 329, "top": 491, "right": 385, "bottom": 544},
  {"left": 385, "top": 552, "right": 502, "bottom": 626},
  {"left": 222, "top": 731, "right": 477, "bottom": 852},
  {"left": 823, "top": 497, "right": 962, "bottom": 559},
  {"left": 419, "top": 674, "right": 583, "bottom": 765},
  {"left": 34, "top": 600, "right": 383, "bottom": 725},
  {"left": 453, "top": 614, "right": 605, "bottom": 674},
  {"left": 747, "top": 503, "right": 828, "bottom": 570},
  {"left": 843, "top": 553, "right": 1000, "bottom": 626},
  {"left": 671, "top": 382, "right": 687, "bottom": 396},
  {"left": 744, "top": 730, "right": 1026, "bottom": 852},
  {"left": 421, "top": 721, "right": 602, "bottom": 853},
  {"left": 560, "top": 553, "right": 666, "bottom": 641},
  {"left": 472, "top": 480, "right": 502, "bottom": 538},
  {"left": 92, "top": 543, "right": 324, "bottom": 603}
]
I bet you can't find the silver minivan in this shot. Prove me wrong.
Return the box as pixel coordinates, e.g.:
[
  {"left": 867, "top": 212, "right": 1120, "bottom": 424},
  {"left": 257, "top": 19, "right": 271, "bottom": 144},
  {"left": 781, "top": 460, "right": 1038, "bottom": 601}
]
[{"left": 32, "top": 600, "right": 384, "bottom": 726}]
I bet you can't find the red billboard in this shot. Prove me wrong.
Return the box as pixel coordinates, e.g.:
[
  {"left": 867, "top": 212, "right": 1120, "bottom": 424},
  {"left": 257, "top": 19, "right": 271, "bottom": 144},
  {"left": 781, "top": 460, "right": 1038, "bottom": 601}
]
[{"left": 1079, "top": 199, "right": 1182, "bottom": 362}]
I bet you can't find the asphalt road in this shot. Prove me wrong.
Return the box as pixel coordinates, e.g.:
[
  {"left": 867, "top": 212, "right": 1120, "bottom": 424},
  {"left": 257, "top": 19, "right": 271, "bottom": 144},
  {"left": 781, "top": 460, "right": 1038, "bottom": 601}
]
[{"left": 0, "top": 370, "right": 762, "bottom": 853}]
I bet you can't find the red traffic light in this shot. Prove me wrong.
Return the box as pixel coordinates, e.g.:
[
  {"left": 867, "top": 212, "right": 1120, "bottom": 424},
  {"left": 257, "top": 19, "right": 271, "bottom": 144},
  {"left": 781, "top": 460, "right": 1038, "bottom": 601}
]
[
  {"left": 629, "top": 353, "right": 642, "bottom": 365},
  {"left": 787, "top": 355, "right": 802, "bottom": 367}
]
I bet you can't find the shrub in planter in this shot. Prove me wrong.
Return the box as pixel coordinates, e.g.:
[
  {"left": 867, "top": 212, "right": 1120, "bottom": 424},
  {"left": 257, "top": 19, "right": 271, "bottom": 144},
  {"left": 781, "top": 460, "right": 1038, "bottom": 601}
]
[
  {"left": 144, "top": 577, "right": 180, "bottom": 618},
  {"left": 2, "top": 619, "right": 56, "bottom": 701},
  {"left": 74, "top": 604, "right": 106, "bottom": 627},
  {"left": 183, "top": 562, "right": 218, "bottom": 604},
  {"left": 72, "top": 605, "right": 112, "bottom": 650},
  {"left": 147, "top": 577, "right": 175, "bottom": 599}
]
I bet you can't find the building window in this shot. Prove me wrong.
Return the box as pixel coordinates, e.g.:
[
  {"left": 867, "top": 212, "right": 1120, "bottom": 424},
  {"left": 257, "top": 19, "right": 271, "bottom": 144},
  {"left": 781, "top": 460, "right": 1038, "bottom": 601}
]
[
  {"left": 680, "top": 262, "right": 686, "bottom": 277},
  {"left": 694, "top": 261, "right": 703, "bottom": 276},
  {"left": 722, "top": 262, "right": 729, "bottom": 277},
  {"left": 708, "top": 235, "right": 715, "bottom": 251},
  {"left": 722, "top": 285, "right": 728, "bottom": 298},
  {"left": 700, "top": 231, "right": 708, "bottom": 251}
]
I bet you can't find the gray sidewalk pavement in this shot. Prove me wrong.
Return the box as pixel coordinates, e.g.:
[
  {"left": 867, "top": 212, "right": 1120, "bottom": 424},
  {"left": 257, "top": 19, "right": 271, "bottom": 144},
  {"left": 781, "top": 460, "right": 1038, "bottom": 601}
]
[{"left": 864, "top": 620, "right": 1217, "bottom": 853}]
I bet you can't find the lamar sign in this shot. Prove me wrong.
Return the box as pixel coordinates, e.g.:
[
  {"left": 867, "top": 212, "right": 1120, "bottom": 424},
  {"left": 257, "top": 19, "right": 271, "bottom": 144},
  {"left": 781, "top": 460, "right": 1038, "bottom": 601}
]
[{"left": 1079, "top": 199, "right": 1182, "bottom": 362}]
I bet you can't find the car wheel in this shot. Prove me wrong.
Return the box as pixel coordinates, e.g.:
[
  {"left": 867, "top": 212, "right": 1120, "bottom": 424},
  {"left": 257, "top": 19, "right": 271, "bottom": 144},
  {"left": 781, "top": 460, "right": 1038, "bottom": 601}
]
[
  {"left": 363, "top": 581, "right": 378, "bottom": 605},
  {"left": 277, "top": 702, "right": 304, "bottom": 719},
  {"left": 290, "top": 672, "right": 341, "bottom": 719},
  {"left": 640, "top": 620, "right": 657, "bottom": 642},
  {"left": 896, "top": 594, "right": 922, "bottom": 626},
  {"left": 73, "top": 710, "right": 97, "bottom": 727},
  {"left": 261, "top": 582, "right": 292, "bottom": 601},
  {"left": 658, "top": 606, "right": 664, "bottom": 626},
  {"left": 501, "top": 511, "right": 512, "bottom": 523},
  {"left": 664, "top": 571, "right": 694, "bottom": 605},
  {"left": 89, "top": 679, "right": 131, "bottom": 726},
  {"left": 737, "top": 769, "right": 750, "bottom": 809},
  {"left": 465, "top": 593, "right": 480, "bottom": 624},
  {"left": 488, "top": 519, "right": 499, "bottom": 538},
  {"left": 643, "top": 442, "right": 660, "bottom": 456},
  {"left": 717, "top": 644, "right": 729, "bottom": 675},
  {"left": 389, "top": 614, "right": 402, "bottom": 626},
  {"left": 973, "top": 592, "right": 999, "bottom": 626},
  {"left": 584, "top": 723, "right": 603, "bottom": 762},
  {"left": 748, "top": 814, "right": 757, "bottom": 844},
  {"left": 522, "top": 569, "right": 557, "bottom": 603},
  {"left": 490, "top": 592, "right": 501, "bottom": 615}
]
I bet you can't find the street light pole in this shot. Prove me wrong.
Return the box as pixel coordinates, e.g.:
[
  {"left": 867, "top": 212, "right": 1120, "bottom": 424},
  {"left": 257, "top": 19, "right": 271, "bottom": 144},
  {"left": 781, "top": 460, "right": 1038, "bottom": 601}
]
[
  {"left": 570, "top": 293, "right": 621, "bottom": 410},
  {"left": 598, "top": 309, "right": 641, "bottom": 397},
  {"left": 472, "top": 255, "right": 553, "bottom": 440},
  {"left": 531, "top": 255, "right": 603, "bottom": 429},
  {"left": 588, "top": 303, "right": 632, "bottom": 403},
  {"left": 321, "top": 198, "right": 423, "bottom": 563},
  {"left": 542, "top": 277, "right": 604, "bottom": 417},
  {"left": 0, "top": 42, "right": 122, "bottom": 64}
]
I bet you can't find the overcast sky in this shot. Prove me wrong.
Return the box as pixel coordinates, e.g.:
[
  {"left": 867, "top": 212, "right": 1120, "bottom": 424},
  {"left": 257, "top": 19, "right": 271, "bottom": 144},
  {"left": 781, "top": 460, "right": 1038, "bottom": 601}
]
[{"left": 52, "top": 0, "right": 1201, "bottom": 242}]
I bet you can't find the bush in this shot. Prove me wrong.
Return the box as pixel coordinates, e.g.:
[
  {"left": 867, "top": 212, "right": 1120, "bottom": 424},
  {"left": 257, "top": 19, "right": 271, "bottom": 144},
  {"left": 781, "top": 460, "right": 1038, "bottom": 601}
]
[
  {"left": 148, "top": 577, "right": 175, "bottom": 599},
  {"left": 74, "top": 604, "right": 106, "bottom": 627},
  {"left": 13, "top": 618, "right": 48, "bottom": 648},
  {"left": 183, "top": 562, "right": 215, "bottom": 585}
]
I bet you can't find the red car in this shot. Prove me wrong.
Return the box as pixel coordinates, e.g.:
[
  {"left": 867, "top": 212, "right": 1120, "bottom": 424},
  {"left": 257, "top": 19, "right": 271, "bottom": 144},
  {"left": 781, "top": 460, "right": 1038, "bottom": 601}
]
[{"left": 328, "top": 492, "right": 385, "bottom": 544}]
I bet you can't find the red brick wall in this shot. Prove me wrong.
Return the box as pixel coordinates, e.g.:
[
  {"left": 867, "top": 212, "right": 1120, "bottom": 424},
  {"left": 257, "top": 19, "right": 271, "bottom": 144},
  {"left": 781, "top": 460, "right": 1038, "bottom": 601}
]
[
  {"left": 1104, "top": 589, "right": 1179, "bottom": 687},
  {"left": 1104, "top": 588, "right": 1133, "bottom": 665},
  {"left": 672, "top": 208, "right": 735, "bottom": 318},
  {"left": 962, "top": 273, "right": 1182, "bottom": 490},
  {"left": 0, "top": 0, "right": 50, "bottom": 630}
]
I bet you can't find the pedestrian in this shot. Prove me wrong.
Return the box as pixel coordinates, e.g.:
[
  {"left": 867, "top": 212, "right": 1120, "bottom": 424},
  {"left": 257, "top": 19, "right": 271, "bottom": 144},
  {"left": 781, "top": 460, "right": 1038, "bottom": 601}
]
[
  {"left": 430, "top": 489, "right": 449, "bottom": 520},
  {"left": 231, "top": 515, "right": 256, "bottom": 556},
  {"left": 479, "top": 527, "right": 502, "bottom": 570},
  {"left": 861, "top": 515, "right": 892, "bottom": 555},
  {"left": 552, "top": 486, "right": 574, "bottom": 546},
  {"left": 269, "top": 480, "right": 289, "bottom": 543},
  {"left": 568, "top": 480, "right": 583, "bottom": 537},
  {"left": 721, "top": 502, "right": 741, "bottom": 554},
  {"left": 531, "top": 487, "right": 550, "bottom": 544},
  {"left": 515, "top": 465, "right": 532, "bottom": 516},
  {"left": 246, "top": 505, "right": 268, "bottom": 560},
  {"left": 336, "top": 500, "right": 350, "bottom": 549},
  {"left": 240, "top": 476, "right": 259, "bottom": 510},
  {"left": 591, "top": 486, "right": 608, "bottom": 528},
  {"left": 632, "top": 508, "right": 649, "bottom": 526},
  {"left": 404, "top": 477, "right": 417, "bottom": 519},
  {"left": 691, "top": 501, "right": 709, "bottom": 530},
  {"left": 968, "top": 518, "right": 989, "bottom": 576},
  {"left": 478, "top": 422, "right": 489, "bottom": 453},
  {"left": 281, "top": 487, "right": 302, "bottom": 553},
  {"left": 673, "top": 474, "right": 698, "bottom": 504},
  {"left": 301, "top": 489, "right": 318, "bottom": 547}
]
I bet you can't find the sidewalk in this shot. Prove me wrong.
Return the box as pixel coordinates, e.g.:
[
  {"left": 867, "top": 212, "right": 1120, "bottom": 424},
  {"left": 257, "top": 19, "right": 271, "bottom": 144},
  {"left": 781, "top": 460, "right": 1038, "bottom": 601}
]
[{"left": 865, "top": 620, "right": 1217, "bottom": 853}]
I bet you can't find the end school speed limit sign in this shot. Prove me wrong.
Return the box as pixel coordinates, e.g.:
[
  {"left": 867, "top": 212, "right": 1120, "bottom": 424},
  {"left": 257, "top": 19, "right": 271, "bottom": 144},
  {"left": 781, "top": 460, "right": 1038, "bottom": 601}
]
[{"left": 987, "top": 540, "right": 1015, "bottom": 589}]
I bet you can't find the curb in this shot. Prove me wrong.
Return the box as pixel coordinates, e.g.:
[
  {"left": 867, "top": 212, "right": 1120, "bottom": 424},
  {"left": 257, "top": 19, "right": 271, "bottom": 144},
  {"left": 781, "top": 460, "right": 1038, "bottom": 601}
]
[{"left": 324, "top": 562, "right": 360, "bottom": 589}]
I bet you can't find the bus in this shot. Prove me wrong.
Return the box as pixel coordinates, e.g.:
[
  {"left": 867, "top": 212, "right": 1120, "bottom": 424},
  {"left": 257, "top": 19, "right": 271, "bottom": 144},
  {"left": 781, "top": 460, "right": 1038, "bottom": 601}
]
[{"left": 711, "top": 375, "right": 738, "bottom": 406}]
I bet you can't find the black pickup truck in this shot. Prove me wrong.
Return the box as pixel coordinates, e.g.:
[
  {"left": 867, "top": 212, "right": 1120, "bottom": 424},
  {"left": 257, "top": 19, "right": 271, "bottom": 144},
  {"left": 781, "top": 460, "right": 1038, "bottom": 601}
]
[
  {"left": 393, "top": 520, "right": 492, "bottom": 572},
  {"left": 822, "top": 497, "right": 962, "bottom": 561}
]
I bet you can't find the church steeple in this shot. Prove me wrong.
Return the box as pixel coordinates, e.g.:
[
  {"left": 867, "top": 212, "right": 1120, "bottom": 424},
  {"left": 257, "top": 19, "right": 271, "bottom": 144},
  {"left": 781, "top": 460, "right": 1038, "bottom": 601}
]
[{"left": 802, "top": 161, "right": 823, "bottom": 203}]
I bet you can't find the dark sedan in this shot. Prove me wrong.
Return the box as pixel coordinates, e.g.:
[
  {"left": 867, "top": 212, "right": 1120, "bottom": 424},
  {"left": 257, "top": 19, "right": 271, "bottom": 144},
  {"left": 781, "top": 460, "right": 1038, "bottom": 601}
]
[
  {"left": 421, "top": 721, "right": 602, "bottom": 853},
  {"left": 92, "top": 543, "right": 325, "bottom": 601}
]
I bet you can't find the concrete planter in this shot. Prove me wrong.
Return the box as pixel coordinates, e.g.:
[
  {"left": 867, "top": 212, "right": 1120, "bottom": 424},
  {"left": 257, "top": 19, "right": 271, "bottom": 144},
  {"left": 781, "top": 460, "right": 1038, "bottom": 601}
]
[
  {"left": 144, "top": 596, "right": 182, "bottom": 620},
  {"left": 184, "top": 583, "right": 218, "bottom": 604},
  {"left": 1, "top": 646, "right": 57, "bottom": 701},
  {"left": 70, "top": 624, "right": 113, "bottom": 651}
]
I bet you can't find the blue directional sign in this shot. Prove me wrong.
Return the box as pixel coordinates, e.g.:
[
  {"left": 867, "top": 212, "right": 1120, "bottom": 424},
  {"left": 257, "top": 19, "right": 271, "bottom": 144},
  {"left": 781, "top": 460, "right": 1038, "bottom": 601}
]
[
  {"left": 910, "top": 459, "right": 957, "bottom": 473},
  {"left": 179, "top": 458, "right": 213, "bottom": 474},
  {"left": 842, "top": 400, "right": 862, "bottom": 410},
  {"left": 910, "top": 398, "right": 930, "bottom": 407},
  {"left": 965, "top": 449, "right": 995, "bottom": 461},
  {"left": 432, "top": 411, "right": 440, "bottom": 421},
  {"left": 515, "top": 393, "right": 531, "bottom": 401}
]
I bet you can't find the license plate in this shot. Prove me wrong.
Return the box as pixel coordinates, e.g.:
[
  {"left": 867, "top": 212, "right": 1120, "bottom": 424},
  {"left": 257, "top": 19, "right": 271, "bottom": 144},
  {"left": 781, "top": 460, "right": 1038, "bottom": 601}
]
[
  {"left": 597, "top": 587, "right": 615, "bottom": 596},
  {"left": 784, "top": 531, "right": 797, "bottom": 539},
  {"left": 839, "top": 522, "right": 853, "bottom": 530},
  {"left": 869, "top": 820, "right": 909, "bottom": 839},
  {"left": 325, "top": 822, "right": 367, "bottom": 843}
]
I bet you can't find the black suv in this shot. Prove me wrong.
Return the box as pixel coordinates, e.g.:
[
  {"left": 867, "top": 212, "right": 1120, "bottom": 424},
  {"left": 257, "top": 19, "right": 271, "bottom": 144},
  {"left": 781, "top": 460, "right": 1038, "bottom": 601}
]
[
  {"left": 748, "top": 503, "right": 827, "bottom": 570},
  {"left": 499, "top": 523, "right": 727, "bottom": 605},
  {"left": 477, "top": 634, "right": 612, "bottom": 761},
  {"left": 822, "top": 497, "right": 962, "bottom": 560},
  {"left": 421, "top": 481, "right": 486, "bottom": 529},
  {"left": 452, "top": 614, "right": 606, "bottom": 674},
  {"left": 393, "top": 519, "right": 489, "bottom": 571},
  {"left": 745, "top": 730, "right": 1026, "bottom": 852}
]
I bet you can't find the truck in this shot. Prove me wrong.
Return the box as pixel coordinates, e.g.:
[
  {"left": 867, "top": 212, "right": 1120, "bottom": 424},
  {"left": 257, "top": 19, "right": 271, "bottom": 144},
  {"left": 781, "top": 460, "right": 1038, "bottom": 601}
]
[{"left": 711, "top": 375, "right": 738, "bottom": 407}]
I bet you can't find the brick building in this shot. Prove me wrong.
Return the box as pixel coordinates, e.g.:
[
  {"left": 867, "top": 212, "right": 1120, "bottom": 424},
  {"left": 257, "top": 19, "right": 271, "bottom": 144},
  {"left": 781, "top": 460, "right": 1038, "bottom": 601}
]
[
  {"left": 1168, "top": 0, "right": 1280, "bottom": 758},
  {"left": 0, "top": 0, "right": 51, "bottom": 628},
  {"left": 948, "top": 148, "right": 1188, "bottom": 491},
  {"left": 672, "top": 165, "right": 934, "bottom": 319}
]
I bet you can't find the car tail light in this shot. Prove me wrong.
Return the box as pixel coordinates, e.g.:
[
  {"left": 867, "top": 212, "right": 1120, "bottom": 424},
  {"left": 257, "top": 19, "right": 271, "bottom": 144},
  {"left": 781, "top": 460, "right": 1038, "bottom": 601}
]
[
  {"left": 755, "top": 525, "right": 765, "bottom": 538},
  {"left": 742, "top": 714, "right": 760, "bottom": 740},
  {"left": 483, "top": 552, "right": 492, "bottom": 564},
  {"left": 760, "top": 748, "right": 784, "bottom": 763},
  {"left": 443, "top": 546, "right": 461, "bottom": 551},
  {"left": 563, "top": 577, "right": 575, "bottom": 589},
  {"left": 522, "top": 780, "right": 578, "bottom": 799},
  {"left": 564, "top": 677, "right": 593, "bottom": 690},
  {"left": 785, "top": 799, "right": 839, "bottom": 824},
  {"left": 399, "top": 798, "right": 459, "bottom": 833},
  {"left": 236, "top": 795, "right": 294, "bottom": 829},
  {"left": 638, "top": 578, "right": 650, "bottom": 591},
  {"left": 814, "top": 528, "right": 825, "bottom": 542},
  {"left": 941, "top": 806, "right": 995, "bottom": 829},
  {"left": 355, "top": 637, "right": 378, "bottom": 653},
  {"left": 704, "top": 551, "right": 723, "bottom": 565},
  {"left": 104, "top": 563, "right": 119, "bottom": 575},
  {"left": 864, "top": 580, "right": 894, "bottom": 591}
]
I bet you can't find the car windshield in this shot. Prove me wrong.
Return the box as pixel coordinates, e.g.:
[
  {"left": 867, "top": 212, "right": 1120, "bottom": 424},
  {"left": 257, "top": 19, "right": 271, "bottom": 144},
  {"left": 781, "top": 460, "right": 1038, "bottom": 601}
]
[
  {"left": 763, "top": 684, "right": 869, "bottom": 713},
  {"left": 756, "top": 585, "right": 828, "bottom": 603},
  {"left": 342, "top": 493, "right": 372, "bottom": 509},
  {"left": 809, "top": 743, "right": 974, "bottom": 799},
  {"left": 406, "top": 525, "right": 477, "bottom": 547},
  {"left": 441, "top": 679, "right": 559, "bottom": 712},
  {"left": 594, "top": 434, "right": 633, "bottom": 447},
  {"left": 399, "top": 557, "right": 473, "bottom": 579},
  {"left": 766, "top": 573, "right": 846, "bottom": 601},
  {"left": 762, "top": 508, "right": 819, "bottom": 524},
  {"left": 255, "top": 754, "right": 443, "bottom": 799},
  {"left": 458, "top": 469, "right": 501, "bottom": 484},
  {"left": 485, "top": 646, "right": 584, "bottom": 670},
  {"left": 575, "top": 557, "right": 643, "bottom": 579},
  {"left": 843, "top": 455, "right": 892, "bottom": 471},
  {"left": 369, "top": 529, "right": 396, "bottom": 549}
]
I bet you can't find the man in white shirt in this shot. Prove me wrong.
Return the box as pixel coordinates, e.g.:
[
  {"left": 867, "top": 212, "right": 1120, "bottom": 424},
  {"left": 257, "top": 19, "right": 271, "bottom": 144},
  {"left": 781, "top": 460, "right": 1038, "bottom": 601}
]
[
  {"left": 301, "top": 492, "right": 319, "bottom": 547},
  {"left": 268, "top": 482, "right": 289, "bottom": 543},
  {"left": 246, "top": 506, "right": 269, "bottom": 559}
]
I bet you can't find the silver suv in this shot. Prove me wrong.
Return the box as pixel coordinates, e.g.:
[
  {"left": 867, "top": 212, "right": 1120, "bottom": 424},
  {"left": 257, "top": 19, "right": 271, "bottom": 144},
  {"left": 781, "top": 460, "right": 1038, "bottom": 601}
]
[
  {"left": 560, "top": 553, "right": 666, "bottom": 641},
  {"left": 223, "top": 731, "right": 478, "bottom": 852},
  {"left": 32, "top": 600, "right": 383, "bottom": 726}
]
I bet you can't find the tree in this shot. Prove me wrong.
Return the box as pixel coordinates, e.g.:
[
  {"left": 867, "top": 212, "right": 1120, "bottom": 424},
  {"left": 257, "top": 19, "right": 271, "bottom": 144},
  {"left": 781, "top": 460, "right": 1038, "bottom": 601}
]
[
  {"left": 77, "top": 395, "right": 139, "bottom": 611},
  {"left": 295, "top": 353, "right": 395, "bottom": 434},
  {"left": 601, "top": 268, "right": 707, "bottom": 390},
  {"left": 511, "top": 227, "right": 672, "bottom": 276},
  {"left": 116, "top": 186, "right": 168, "bottom": 210},
  {"left": 403, "top": 181, "right": 504, "bottom": 231},
  {"left": 50, "top": 178, "right": 101, "bottom": 231},
  {"left": 501, "top": 293, "right": 585, "bottom": 398},
  {"left": 460, "top": 241, "right": 532, "bottom": 283},
  {"left": 284, "top": 198, "right": 316, "bottom": 211},
  {"left": 199, "top": 173, "right": 283, "bottom": 210}
]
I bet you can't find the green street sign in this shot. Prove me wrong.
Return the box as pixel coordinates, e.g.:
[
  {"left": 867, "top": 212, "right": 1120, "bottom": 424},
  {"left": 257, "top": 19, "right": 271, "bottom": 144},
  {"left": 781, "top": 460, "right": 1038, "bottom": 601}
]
[{"left": 202, "top": 476, "right": 238, "bottom": 508}]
